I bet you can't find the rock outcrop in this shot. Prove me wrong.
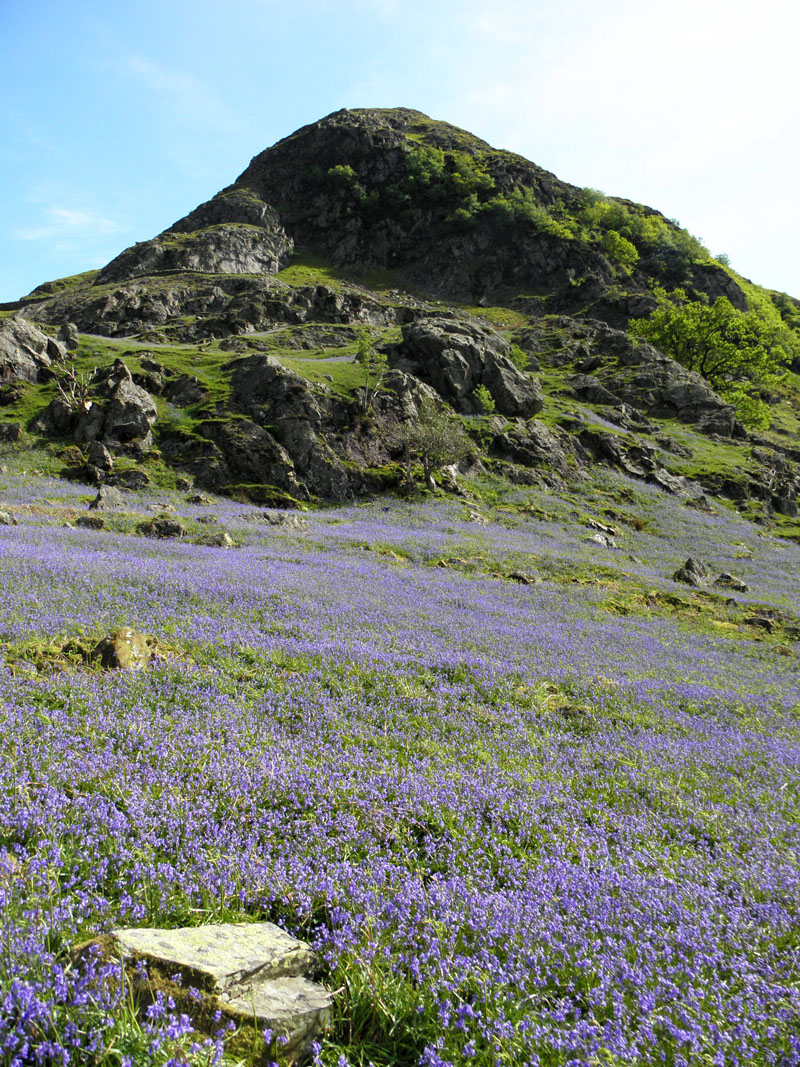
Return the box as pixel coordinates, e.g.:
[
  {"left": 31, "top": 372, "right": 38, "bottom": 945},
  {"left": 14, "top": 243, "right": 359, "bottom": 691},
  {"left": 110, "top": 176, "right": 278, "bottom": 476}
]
[
  {"left": 227, "top": 355, "right": 351, "bottom": 499},
  {"left": 95, "top": 223, "right": 292, "bottom": 286},
  {"left": 564, "top": 324, "right": 743, "bottom": 436},
  {"left": 0, "top": 318, "right": 65, "bottom": 384},
  {"left": 75, "top": 921, "right": 333, "bottom": 1061},
  {"left": 672, "top": 557, "right": 750, "bottom": 593},
  {"left": 391, "top": 316, "right": 543, "bottom": 417},
  {"left": 491, "top": 421, "right": 572, "bottom": 479},
  {"left": 34, "top": 358, "right": 157, "bottom": 451}
]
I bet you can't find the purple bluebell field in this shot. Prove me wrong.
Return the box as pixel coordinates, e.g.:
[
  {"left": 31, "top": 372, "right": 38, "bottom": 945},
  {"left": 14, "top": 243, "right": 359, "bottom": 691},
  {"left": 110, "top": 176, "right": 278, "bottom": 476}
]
[{"left": 1, "top": 472, "right": 798, "bottom": 1066}]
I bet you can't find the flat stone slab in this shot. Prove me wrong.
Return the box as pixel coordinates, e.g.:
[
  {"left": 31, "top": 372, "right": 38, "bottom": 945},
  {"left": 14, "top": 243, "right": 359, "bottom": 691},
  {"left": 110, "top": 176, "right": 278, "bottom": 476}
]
[
  {"left": 222, "top": 974, "right": 334, "bottom": 1044},
  {"left": 112, "top": 920, "right": 316, "bottom": 991},
  {"left": 79, "top": 921, "right": 333, "bottom": 1059}
]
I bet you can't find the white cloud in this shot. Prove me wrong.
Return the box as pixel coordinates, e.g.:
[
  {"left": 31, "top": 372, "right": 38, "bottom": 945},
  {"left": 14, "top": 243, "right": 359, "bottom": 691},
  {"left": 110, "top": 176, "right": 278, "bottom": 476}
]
[{"left": 15, "top": 206, "right": 118, "bottom": 242}]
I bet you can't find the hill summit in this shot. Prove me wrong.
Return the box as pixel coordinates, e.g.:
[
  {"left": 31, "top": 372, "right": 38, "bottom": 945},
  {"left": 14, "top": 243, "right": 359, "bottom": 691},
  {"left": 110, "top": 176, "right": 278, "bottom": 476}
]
[
  {"left": 1, "top": 107, "right": 799, "bottom": 530},
  {"left": 28, "top": 107, "right": 751, "bottom": 323}
]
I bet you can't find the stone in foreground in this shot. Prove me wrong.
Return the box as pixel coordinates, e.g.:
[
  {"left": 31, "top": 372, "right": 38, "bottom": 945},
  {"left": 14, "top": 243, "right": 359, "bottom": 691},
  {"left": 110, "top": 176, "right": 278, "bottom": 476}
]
[
  {"left": 79, "top": 922, "right": 333, "bottom": 1061},
  {"left": 93, "top": 629, "right": 151, "bottom": 669}
]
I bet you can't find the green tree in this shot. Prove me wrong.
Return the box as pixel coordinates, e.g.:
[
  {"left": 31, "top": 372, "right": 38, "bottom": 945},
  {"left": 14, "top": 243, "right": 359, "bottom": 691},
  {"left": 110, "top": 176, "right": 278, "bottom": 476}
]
[
  {"left": 602, "top": 229, "right": 639, "bottom": 274},
  {"left": 630, "top": 287, "right": 792, "bottom": 428},
  {"left": 401, "top": 397, "right": 471, "bottom": 491},
  {"left": 355, "top": 328, "right": 388, "bottom": 413}
]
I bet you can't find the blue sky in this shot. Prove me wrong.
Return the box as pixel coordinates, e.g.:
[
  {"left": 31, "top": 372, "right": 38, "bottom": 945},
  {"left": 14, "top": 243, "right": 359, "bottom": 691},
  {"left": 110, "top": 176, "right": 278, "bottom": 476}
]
[{"left": 2, "top": 0, "right": 798, "bottom": 302}]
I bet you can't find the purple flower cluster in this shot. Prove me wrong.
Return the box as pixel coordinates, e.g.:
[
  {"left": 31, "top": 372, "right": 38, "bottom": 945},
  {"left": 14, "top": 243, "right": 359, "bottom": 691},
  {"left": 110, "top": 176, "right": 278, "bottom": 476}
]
[{"left": 0, "top": 473, "right": 798, "bottom": 1064}]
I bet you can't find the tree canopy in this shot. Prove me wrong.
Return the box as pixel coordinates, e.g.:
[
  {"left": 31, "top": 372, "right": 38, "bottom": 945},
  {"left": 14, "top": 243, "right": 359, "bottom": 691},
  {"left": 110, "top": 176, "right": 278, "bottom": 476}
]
[
  {"left": 402, "top": 398, "right": 471, "bottom": 491},
  {"left": 630, "top": 287, "right": 794, "bottom": 428}
]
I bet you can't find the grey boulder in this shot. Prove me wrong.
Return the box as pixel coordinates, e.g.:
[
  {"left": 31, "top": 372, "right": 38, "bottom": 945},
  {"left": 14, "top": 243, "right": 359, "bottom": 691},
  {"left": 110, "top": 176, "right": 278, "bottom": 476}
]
[
  {"left": 89, "top": 485, "right": 126, "bottom": 510},
  {"left": 0, "top": 317, "right": 66, "bottom": 384},
  {"left": 492, "top": 421, "right": 572, "bottom": 479},
  {"left": 673, "top": 557, "right": 749, "bottom": 593},
  {"left": 714, "top": 572, "right": 750, "bottom": 593},
  {"left": 57, "top": 322, "right": 80, "bottom": 351},
  {"left": 672, "top": 557, "right": 713, "bottom": 587},
  {"left": 103, "top": 377, "right": 158, "bottom": 444},
  {"left": 87, "top": 440, "right": 114, "bottom": 471},
  {"left": 75, "top": 921, "right": 333, "bottom": 1060},
  {"left": 392, "top": 316, "right": 543, "bottom": 418}
]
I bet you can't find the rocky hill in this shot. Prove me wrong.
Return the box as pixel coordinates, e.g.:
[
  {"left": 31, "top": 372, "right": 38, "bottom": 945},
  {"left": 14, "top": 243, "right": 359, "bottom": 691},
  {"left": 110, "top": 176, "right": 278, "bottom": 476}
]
[{"left": 1, "top": 107, "right": 799, "bottom": 534}]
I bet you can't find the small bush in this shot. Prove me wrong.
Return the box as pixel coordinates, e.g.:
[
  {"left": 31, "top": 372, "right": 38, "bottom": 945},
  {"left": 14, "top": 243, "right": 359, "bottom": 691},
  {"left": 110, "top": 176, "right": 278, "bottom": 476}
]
[
  {"left": 508, "top": 344, "right": 529, "bottom": 372},
  {"left": 472, "top": 384, "right": 495, "bottom": 414}
]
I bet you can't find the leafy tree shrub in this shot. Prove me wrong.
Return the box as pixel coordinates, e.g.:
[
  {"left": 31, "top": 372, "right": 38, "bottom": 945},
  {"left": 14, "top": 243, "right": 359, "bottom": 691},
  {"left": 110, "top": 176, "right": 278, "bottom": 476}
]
[
  {"left": 445, "top": 193, "right": 481, "bottom": 229},
  {"left": 630, "top": 287, "right": 792, "bottom": 428},
  {"left": 327, "top": 164, "right": 361, "bottom": 191},
  {"left": 405, "top": 147, "right": 494, "bottom": 206},
  {"left": 401, "top": 398, "right": 471, "bottom": 491},
  {"left": 508, "top": 344, "right": 529, "bottom": 371},
  {"left": 578, "top": 191, "right": 708, "bottom": 279},
  {"left": 326, "top": 164, "right": 366, "bottom": 212},
  {"left": 578, "top": 189, "right": 630, "bottom": 233},
  {"left": 355, "top": 328, "right": 388, "bottom": 413},
  {"left": 602, "top": 230, "right": 639, "bottom": 274},
  {"left": 472, "top": 384, "right": 495, "bottom": 414},
  {"left": 487, "top": 188, "right": 574, "bottom": 238}
]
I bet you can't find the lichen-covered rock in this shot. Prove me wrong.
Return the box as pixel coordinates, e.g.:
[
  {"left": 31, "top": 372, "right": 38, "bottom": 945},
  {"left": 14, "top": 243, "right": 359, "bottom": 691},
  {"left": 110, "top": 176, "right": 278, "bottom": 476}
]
[
  {"left": 74, "top": 514, "right": 106, "bottom": 530},
  {"left": 492, "top": 421, "right": 572, "bottom": 479},
  {"left": 381, "top": 369, "right": 440, "bottom": 422},
  {"left": 255, "top": 512, "right": 309, "bottom": 530},
  {"left": 197, "top": 530, "right": 235, "bottom": 548},
  {"left": 197, "top": 418, "right": 301, "bottom": 494},
  {"left": 108, "top": 467, "right": 150, "bottom": 490},
  {"left": 586, "top": 532, "right": 618, "bottom": 549},
  {"left": 569, "top": 373, "right": 622, "bottom": 406},
  {"left": 75, "top": 921, "right": 333, "bottom": 1060},
  {"left": 588, "top": 327, "right": 738, "bottom": 432},
  {"left": 87, "top": 440, "right": 113, "bottom": 471},
  {"left": 93, "top": 629, "right": 151, "bottom": 669},
  {"left": 0, "top": 422, "right": 22, "bottom": 443},
  {"left": 164, "top": 374, "right": 205, "bottom": 407},
  {"left": 103, "top": 376, "right": 157, "bottom": 444},
  {"left": 482, "top": 350, "right": 544, "bottom": 418},
  {"left": 95, "top": 207, "right": 293, "bottom": 285},
  {"left": 714, "top": 572, "right": 750, "bottom": 593},
  {"left": 89, "top": 485, "right": 125, "bottom": 510},
  {"left": 57, "top": 322, "right": 80, "bottom": 351},
  {"left": 226, "top": 356, "right": 351, "bottom": 499},
  {"left": 136, "top": 516, "right": 185, "bottom": 539}
]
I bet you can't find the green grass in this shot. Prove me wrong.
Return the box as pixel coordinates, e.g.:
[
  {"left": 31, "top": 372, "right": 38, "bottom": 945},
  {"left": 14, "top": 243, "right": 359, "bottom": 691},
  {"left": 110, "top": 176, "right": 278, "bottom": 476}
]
[
  {"left": 274, "top": 353, "right": 363, "bottom": 392},
  {"left": 276, "top": 250, "right": 415, "bottom": 298},
  {"left": 22, "top": 268, "right": 100, "bottom": 301},
  {"left": 662, "top": 424, "right": 757, "bottom": 483},
  {"left": 457, "top": 304, "right": 529, "bottom": 329}
]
